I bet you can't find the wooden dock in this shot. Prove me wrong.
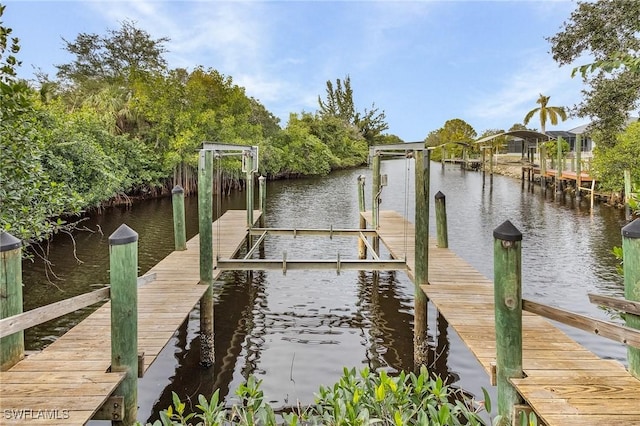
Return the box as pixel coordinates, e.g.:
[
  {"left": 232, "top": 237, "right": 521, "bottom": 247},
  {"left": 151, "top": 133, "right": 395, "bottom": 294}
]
[
  {"left": 364, "top": 210, "right": 640, "bottom": 426},
  {"left": 0, "top": 210, "right": 258, "bottom": 425}
]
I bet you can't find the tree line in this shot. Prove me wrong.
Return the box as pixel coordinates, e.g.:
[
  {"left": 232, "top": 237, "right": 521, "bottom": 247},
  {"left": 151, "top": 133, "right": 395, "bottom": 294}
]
[
  {"left": 0, "top": 7, "right": 397, "bottom": 245},
  {"left": 3, "top": 0, "right": 639, "bottom": 245}
]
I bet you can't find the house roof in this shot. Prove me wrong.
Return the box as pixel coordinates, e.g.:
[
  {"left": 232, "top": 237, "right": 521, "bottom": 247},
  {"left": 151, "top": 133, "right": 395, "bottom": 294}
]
[
  {"left": 546, "top": 130, "right": 574, "bottom": 138},
  {"left": 474, "top": 130, "right": 552, "bottom": 145}
]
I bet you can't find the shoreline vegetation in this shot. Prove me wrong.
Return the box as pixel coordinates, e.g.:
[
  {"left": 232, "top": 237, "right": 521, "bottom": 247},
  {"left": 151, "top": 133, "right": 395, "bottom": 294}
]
[{"left": 4, "top": 4, "right": 638, "bottom": 249}]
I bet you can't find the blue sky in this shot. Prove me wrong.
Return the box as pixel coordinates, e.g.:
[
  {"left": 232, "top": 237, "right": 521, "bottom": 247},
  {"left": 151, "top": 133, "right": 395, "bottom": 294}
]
[{"left": 4, "top": 0, "right": 589, "bottom": 141}]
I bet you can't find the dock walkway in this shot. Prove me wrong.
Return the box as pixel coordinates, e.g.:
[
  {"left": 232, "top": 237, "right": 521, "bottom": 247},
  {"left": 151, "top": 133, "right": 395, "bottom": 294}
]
[
  {"left": 365, "top": 210, "right": 640, "bottom": 426},
  {"left": 0, "top": 210, "right": 257, "bottom": 425}
]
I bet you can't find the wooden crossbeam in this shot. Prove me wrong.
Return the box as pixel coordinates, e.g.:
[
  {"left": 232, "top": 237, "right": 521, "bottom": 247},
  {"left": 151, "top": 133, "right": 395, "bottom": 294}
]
[
  {"left": 523, "top": 299, "right": 640, "bottom": 348},
  {"left": 589, "top": 293, "right": 640, "bottom": 316},
  {"left": 0, "top": 274, "right": 156, "bottom": 338}
]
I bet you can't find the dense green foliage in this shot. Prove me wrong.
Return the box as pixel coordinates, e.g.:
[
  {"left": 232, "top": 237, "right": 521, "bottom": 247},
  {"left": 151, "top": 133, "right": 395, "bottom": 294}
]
[
  {"left": 425, "top": 119, "right": 477, "bottom": 162},
  {"left": 592, "top": 122, "right": 640, "bottom": 192},
  {"left": 318, "top": 75, "right": 390, "bottom": 146},
  {"left": 1, "top": 11, "right": 400, "bottom": 245},
  {"left": 143, "top": 367, "right": 497, "bottom": 426},
  {"left": 549, "top": 0, "right": 640, "bottom": 147},
  {"left": 0, "top": 6, "right": 81, "bottom": 242}
]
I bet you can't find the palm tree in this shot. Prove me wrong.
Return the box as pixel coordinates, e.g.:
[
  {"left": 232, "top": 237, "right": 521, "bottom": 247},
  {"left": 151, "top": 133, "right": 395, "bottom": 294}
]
[{"left": 523, "top": 94, "right": 567, "bottom": 134}]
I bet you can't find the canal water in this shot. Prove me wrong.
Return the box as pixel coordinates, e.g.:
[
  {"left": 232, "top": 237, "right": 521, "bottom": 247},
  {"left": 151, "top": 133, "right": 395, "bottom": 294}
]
[{"left": 20, "top": 159, "right": 628, "bottom": 422}]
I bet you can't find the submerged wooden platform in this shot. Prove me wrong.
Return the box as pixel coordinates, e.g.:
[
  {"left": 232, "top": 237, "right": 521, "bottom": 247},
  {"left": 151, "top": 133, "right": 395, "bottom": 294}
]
[
  {"left": 364, "top": 210, "right": 640, "bottom": 426},
  {"left": 0, "top": 210, "right": 258, "bottom": 425}
]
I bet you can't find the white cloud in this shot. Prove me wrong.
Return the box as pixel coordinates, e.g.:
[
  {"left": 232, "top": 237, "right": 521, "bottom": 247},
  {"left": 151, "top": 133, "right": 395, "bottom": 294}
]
[{"left": 466, "top": 48, "right": 584, "bottom": 131}]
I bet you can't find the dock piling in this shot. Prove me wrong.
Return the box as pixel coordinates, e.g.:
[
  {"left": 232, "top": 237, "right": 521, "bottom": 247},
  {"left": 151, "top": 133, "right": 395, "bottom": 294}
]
[
  {"left": 172, "top": 185, "right": 187, "bottom": 251},
  {"left": 246, "top": 151, "right": 254, "bottom": 228},
  {"left": 357, "top": 175, "right": 367, "bottom": 259},
  {"left": 198, "top": 149, "right": 215, "bottom": 367},
  {"left": 623, "top": 219, "right": 640, "bottom": 379},
  {"left": 414, "top": 149, "right": 430, "bottom": 369},
  {"left": 576, "top": 135, "right": 582, "bottom": 201},
  {"left": 624, "top": 169, "right": 632, "bottom": 220},
  {"left": 372, "top": 152, "right": 381, "bottom": 254},
  {"left": 259, "top": 175, "right": 266, "bottom": 228},
  {"left": 109, "top": 224, "right": 139, "bottom": 424},
  {"left": 434, "top": 191, "right": 448, "bottom": 248},
  {"left": 0, "top": 232, "right": 23, "bottom": 371},
  {"left": 556, "top": 137, "right": 564, "bottom": 195},
  {"left": 493, "top": 220, "right": 524, "bottom": 423}
]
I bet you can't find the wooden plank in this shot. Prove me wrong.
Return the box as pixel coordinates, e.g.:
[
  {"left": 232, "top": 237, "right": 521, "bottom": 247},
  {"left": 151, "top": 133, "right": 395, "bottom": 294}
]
[
  {"left": 589, "top": 293, "right": 640, "bottom": 316},
  {"left": 523, "top": 299, "right": 640, "bottom": 347},
  {"left": 0, "top": 273, "right": 156, "bottom": 339},
  {"left": 0, "top": 288, "right": 109, "bottom": 339}
]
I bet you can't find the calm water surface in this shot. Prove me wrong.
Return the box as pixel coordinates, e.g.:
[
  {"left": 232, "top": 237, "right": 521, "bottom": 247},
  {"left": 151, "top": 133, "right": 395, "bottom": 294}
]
[{"left": 20, "top": 160, "right": 627, "bottom": 422}]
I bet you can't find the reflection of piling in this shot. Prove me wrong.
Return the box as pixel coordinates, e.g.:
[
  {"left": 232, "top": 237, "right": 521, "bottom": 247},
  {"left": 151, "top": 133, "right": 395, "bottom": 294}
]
[
  {"left": 493, "top": 221, "right": 524, "bottom": 422},
  {"left": 198, "top": 149, "right": 215, "bottom": 367},
  {"left": 357, "top": 175, "right": 367, "bottom": 259},
  {"left": 622, "top": 219, "right": 640, "bottom": 379},
  {"left": 0, "top": 232, "right": 23, "bottom": 371},
  {"left": 109, "top": 224, "right": 139, "bottom": 424},
  {"left": 413, "top": 149, "right": 430, "bottom": 370}
]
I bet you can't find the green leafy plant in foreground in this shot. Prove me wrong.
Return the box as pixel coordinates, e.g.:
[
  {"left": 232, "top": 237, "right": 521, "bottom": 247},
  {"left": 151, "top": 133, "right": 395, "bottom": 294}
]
[{"left": 141, "top": 366, "right": 506, "bottom": 426}]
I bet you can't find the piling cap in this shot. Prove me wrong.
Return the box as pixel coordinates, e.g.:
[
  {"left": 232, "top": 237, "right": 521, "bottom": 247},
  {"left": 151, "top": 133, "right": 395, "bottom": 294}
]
[
  {"left": 493, "top": 220, "right": 522, "bottom": 242},
  {"left": 622, "top": 218, "right": 640, "bottom": 239},
  {"left": 435, "top": 191, "right": 445, "bottom": 200},
  {"left": 0, "top": 231, "right": 22, "bottom": 252},
  {"left": 172, "top": 185, "right": 184, "bottom": 194},
  {"left": 109, "top": 224, "right": 138, "bottom": 245}
]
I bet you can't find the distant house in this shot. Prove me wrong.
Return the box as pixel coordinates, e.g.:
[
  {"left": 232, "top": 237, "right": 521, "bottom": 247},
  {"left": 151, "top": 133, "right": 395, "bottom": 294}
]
[
  {"left": 504, "top": 117, "right": 639, "bottom": 158},
  {"left": 545, "top": 127, "right": 593, "bottom": 158}
]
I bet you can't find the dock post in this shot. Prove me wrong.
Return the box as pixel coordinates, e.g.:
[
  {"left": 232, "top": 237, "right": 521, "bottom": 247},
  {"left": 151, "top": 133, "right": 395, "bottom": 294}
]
[
  {"left": 482, "top": 147, "right": 486, "bottom": 185},
  {"left": 493, "top": 221, "right": 524, "bottom": 423},
  {"left": 434, "top": 191, "right": 448, "bottom": 248},
  {"left": 624, "top": 169, "right": 632, "bottom": 220},
  {"left": 246, "top": 151, "right": 254, "bottom": 228},
  {"left": 372, "top": 151, "right": 381, "bottom": 255},
  {"left": 622, "top": 219, "right": 640, "bottom": 379},
  {"left": 556, "top": 137, "right": 564, "bottom": 195},
  {"left": 172, "top": 185, "right": 187, "bottom": 251},
  {"left": 357, "top": 175, "right": 367, "bottom": 259},
  {"left": 109, "top": 224, "right": 139, "bottom": 424},
  {"left": 0, "top": 232, "right": 23, "bottom": 371},
  {"left": 489, "top": 146, "right": 494, "bottom": 184},
  {"left": 576, "top": 135, "right": 582, "bottom": 201},
  {"left": 258, "top": 175, "right": 266, "bottom": 228},
  {"left": 198, "top": 149, "right": 215, "bottom": 367},
  {"left": 414, "top": 149, "right": 430, "bottom": 369},
  {"left": 540, "top": 144, "right": 547, "bottom": 189}
]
